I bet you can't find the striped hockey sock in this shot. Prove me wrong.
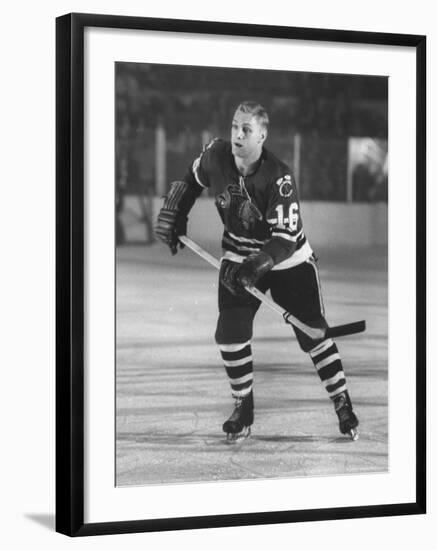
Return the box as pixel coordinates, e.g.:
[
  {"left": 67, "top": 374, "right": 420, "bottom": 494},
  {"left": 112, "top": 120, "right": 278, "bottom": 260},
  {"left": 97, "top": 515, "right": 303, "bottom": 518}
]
[
  {"left": 218, "top": 341, "right": 253, "bottom": 398},
  {"left": 309, "top": 338, "right": 346, "bottom": 399}
]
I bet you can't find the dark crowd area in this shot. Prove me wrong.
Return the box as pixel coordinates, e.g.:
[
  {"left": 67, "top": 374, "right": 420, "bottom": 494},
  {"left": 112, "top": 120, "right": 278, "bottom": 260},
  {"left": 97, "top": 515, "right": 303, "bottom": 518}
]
[{"left": 115, "top": 63, "right": 388, "bottom": 203}]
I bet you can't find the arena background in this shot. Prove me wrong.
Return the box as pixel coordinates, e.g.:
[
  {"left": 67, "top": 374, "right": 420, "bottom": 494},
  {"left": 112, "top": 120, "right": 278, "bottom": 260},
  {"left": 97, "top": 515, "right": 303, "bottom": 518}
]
[
  {"left": 115, "top": 63, "right": 388, "bottom": 248},
  {"left": 115, "top": 63, "right": 388, "bottom": 486}
]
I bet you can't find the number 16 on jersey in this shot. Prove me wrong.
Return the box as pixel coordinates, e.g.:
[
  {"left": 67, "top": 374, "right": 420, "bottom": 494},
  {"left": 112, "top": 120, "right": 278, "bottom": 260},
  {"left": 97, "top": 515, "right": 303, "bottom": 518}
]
[{"left": 272, "top": 203, "right": 299, "bottom": 230}]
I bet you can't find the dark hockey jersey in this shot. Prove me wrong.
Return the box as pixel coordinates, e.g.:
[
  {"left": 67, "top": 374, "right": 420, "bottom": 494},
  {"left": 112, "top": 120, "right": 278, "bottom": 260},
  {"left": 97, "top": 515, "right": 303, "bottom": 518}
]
[{"left": 184, "top": 138, "right": 312, "bottom": 269}]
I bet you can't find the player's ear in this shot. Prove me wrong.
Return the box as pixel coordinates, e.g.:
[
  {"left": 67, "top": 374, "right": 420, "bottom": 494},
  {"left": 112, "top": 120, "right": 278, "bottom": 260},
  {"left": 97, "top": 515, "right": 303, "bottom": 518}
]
[{"left": 259, "top": 129, "right": 267, "bottom": 143}]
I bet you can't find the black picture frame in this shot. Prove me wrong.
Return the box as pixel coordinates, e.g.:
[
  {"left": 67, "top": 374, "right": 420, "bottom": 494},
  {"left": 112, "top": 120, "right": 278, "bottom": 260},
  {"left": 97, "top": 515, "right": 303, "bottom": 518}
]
[{"left": 56, "top": 12, "right": 426, "bottom": 537}]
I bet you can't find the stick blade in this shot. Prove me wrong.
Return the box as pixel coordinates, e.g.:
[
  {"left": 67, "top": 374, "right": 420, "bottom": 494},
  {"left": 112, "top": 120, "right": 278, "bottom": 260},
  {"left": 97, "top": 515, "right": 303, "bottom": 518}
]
[{"left": 326, "top": 320, "right": 366, "bottom": 339}]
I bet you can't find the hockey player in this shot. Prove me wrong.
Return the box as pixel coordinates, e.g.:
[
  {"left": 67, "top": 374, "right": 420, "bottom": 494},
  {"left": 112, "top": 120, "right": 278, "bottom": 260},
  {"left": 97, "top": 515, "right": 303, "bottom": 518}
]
[{"left": 155, "top": 101, "right": 359, "bottom": 442}]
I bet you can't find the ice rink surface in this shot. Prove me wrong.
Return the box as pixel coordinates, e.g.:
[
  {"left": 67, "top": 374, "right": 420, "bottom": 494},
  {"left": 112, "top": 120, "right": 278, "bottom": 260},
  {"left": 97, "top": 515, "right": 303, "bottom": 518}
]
[{"left": 116, "top": 242, "right": 388, "bottom": 486}]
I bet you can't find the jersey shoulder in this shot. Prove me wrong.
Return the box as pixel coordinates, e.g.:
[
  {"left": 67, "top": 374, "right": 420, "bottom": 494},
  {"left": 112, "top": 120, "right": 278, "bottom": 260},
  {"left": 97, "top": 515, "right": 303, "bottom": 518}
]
[
  {"left": 190, "top": 138, "right": 231, "bottom": 188},
  {"left": 262, "top": 147, "right": 293, "bottom": 179},
  {"left": 196, "top": 138, "right": 231, "bottom": 169},
  {"left": 261, "top": 148, "right": 297, "bottom": 203},
  {"left": 203, "top": 137, "right": 230, "bottom": 156}
]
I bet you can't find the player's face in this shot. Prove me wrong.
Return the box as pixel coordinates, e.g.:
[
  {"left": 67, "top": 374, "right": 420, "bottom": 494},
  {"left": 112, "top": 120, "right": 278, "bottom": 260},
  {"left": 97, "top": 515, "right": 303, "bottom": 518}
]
[{"left": 231, "top": 110, "right": 266, "bottom": 159}]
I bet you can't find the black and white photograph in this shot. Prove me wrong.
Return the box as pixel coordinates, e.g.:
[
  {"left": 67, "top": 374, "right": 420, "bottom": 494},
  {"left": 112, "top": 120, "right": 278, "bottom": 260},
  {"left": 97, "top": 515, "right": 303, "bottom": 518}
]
[
  {"left": 53, "top": 11, "right": 425, "bottom": 538},
  {"left": 115, "top": 62, "right": 388, "bottom": 486},
  {"left": 1, "top": 0, "right": 432, "bottom": 546}
]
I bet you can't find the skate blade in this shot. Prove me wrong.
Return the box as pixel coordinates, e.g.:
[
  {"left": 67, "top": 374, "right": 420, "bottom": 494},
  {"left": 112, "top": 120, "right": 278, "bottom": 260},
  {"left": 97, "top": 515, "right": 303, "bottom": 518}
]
[
  {"left": 226, "top": 426, "right": 251, "bottom": 444},
  {"left": 349, "top": 428, "right": 359, "bottom": 441}
]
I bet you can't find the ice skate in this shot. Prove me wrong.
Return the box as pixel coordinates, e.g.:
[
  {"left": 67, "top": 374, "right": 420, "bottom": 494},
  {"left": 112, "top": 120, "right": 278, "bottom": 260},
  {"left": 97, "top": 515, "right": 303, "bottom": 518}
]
[
  {"left": 333, "top": 390, "right": 359, "bottom": 441},
  {"left": 223, "top": 391, "right": 254, "bottom": 442}
]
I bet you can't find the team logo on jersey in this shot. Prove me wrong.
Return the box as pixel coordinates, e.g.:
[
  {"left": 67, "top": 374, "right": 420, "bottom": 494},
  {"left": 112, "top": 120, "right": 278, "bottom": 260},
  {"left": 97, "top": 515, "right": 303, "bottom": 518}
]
[{"left": 276, "top": 175, "right": 293, "bottom": 198}]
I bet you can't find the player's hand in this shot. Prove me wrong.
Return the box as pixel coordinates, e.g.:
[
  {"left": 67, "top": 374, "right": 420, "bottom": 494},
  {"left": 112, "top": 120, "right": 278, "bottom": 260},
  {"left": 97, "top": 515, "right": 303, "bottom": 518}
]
[
  {"left": 237, "top": 252, "right": 274, "bottom": 288},
  {"left": 219, "top": 260, "right": 246, "bottom": 296},
  {"left": 155, "top": 208, "right": 187, "bottom": 255}
]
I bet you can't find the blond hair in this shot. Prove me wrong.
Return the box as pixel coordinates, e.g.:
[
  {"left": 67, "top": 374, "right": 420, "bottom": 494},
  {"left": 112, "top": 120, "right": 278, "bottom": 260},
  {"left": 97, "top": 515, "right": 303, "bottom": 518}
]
[{"left": 235, "top": 101, "right": 269, "bottom": 130}]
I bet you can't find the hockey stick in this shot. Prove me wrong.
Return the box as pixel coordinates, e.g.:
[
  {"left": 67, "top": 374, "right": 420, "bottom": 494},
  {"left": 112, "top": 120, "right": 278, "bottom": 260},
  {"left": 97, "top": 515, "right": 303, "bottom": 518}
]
[{"left": 179, "top": 235, "right": 366, "bottom": 340}]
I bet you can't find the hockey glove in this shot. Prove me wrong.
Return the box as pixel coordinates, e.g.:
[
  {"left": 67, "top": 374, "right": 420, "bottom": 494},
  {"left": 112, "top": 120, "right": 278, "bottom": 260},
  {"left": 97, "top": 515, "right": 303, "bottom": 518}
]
[
  {"left": 155, "top": 180, "right": 197, "bottom": 255},
  {"left": 155, "top": 208, "right": 187, "bottom": 255},
  {"left": 219, "top": 259, "right": 246, "bottom": 296},
  {"left": 220, "top": 253, "right": 274, "bottom": 296},
  {"left": 237, "top": 252, "right": 274, "bottom": 288}
]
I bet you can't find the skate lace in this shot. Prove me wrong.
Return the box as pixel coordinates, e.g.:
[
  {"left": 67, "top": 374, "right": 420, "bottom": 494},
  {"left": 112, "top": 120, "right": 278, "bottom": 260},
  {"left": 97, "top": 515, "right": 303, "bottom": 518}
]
[
  {"left": 227, "top": 398, "right": 243, "bottom": 423},
  {"left": 337, "top": 405, "right": 352, "bottom": 423},
  {"left": 228, "top": 397, "right": 244, "bottom": 414},
  {"left": 334, "top": 394, "right": 346, "bottom": 412},
  {"left": 335, "top": 394, "right": 355, "bottom": 425},
  {"left": 234, "top": 397, "right": 244, "bottom": 410}
]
